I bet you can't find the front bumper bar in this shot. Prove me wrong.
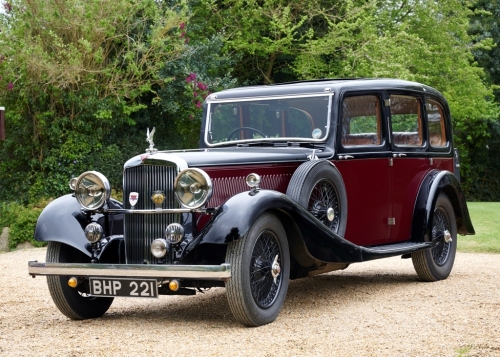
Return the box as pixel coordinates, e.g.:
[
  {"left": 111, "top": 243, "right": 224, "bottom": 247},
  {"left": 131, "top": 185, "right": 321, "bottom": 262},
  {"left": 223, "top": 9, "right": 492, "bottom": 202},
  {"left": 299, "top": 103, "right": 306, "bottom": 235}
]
[{"left": 28, "top": 261, "right": 231, "bottom": 281}]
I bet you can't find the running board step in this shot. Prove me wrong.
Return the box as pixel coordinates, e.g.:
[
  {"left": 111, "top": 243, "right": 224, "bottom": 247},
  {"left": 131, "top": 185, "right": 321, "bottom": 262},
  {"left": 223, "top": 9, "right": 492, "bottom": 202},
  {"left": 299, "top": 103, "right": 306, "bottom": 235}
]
[{"left": 360, "top": 242, "right": 432, "bottom": 261}]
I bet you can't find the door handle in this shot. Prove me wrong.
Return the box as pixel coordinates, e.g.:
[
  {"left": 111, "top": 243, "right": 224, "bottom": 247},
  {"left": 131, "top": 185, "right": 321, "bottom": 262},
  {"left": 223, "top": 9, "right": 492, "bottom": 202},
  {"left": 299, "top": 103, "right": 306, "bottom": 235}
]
[
  {"left": 338, "top": 155, "right": 354, "bottom": 160},
  {"left": 393, "top": 153, "right": 406, "bottom": 158}
]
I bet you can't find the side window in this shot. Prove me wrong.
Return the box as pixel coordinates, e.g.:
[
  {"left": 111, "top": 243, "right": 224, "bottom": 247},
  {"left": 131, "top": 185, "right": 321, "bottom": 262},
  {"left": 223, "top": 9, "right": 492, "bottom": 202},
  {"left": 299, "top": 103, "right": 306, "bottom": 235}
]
[
  {"left": 427, "top": 99, "right": 447, "bottom": 148},
  {"left": 390, "top": 95, "right": 423, "bottom": 147},
  {"left": 342, "top": 95, "right": 382, "bottom": 146}
]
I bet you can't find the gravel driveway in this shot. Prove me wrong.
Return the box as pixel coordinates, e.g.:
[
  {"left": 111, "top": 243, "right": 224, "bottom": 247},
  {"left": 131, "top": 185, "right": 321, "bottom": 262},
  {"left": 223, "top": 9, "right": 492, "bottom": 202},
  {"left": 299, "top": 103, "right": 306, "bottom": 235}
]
[{"left": 1, "top": 247, "right": 499, "bottom": 357}]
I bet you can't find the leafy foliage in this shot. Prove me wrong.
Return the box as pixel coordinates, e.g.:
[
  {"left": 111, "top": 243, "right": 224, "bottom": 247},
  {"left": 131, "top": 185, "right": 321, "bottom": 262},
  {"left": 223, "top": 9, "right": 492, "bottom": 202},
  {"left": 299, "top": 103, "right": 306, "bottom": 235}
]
[
  {"left": 0, "top": 201, "right": 46, "bottom": 249},
  {"left": 0, "top": 0, "right": 187, "bottom": 202},
  {"left": 0, "top": 0, "right": 499, "bottom": 206}
]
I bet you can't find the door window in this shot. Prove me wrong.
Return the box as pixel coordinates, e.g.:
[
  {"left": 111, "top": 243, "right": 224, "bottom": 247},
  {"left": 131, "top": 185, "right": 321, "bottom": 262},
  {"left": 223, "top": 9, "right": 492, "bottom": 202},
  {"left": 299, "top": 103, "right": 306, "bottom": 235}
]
[
  {"left": 427, "top": 99, "right": 448, "bottom": 148},
  {"left": 341, "top": 95, "right": 382, "bottom": 147},
  {"left": 390, "top": 95, "right": 424, "bottom": 147}
]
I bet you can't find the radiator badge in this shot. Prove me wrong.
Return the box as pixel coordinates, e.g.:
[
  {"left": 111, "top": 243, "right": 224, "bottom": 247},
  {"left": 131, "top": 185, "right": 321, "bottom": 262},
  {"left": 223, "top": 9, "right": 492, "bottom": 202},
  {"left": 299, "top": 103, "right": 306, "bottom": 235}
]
[
  {"left": 146, "top": 127, "right": 157, "bottom": 154},
  {"left": 129, "top": 192, "right": 139, "bottom": 209},
  {"left": 152, "top": 191, "right": 165, "bottom": 209}
]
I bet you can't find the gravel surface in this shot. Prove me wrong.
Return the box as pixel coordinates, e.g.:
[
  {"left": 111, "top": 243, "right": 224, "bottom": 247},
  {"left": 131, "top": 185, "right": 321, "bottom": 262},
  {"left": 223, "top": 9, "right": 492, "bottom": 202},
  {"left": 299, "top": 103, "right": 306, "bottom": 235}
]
[{"left": 1, "top": 247, "right": 499, "bottom": 357}]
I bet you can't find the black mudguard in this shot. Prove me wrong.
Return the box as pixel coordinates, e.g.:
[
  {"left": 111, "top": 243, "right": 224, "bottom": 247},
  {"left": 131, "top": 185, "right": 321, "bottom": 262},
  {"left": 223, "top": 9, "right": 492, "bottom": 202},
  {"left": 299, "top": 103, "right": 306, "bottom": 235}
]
[
  {"left": 186, "top": 189, "right": 364, "bottom": 264},
  {"left": 411, "top": 170, "right": 475, "bottom": 242},
  {"left": 34, "top": 194, "right": 124, "bottom": 257}
]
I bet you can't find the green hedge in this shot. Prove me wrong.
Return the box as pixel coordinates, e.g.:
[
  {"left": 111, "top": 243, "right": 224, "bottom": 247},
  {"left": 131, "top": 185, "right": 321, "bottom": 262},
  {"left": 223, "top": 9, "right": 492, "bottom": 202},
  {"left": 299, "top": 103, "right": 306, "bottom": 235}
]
[{"left": 0, "top": 202, "right": 46, "bottom": 250}]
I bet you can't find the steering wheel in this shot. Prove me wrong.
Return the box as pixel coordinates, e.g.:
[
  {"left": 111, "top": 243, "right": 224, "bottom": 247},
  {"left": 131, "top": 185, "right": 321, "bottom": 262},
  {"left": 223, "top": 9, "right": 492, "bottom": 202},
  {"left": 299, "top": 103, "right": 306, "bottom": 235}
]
[{"left": 227, "top": 127, "right": 266, "bottom": 141}]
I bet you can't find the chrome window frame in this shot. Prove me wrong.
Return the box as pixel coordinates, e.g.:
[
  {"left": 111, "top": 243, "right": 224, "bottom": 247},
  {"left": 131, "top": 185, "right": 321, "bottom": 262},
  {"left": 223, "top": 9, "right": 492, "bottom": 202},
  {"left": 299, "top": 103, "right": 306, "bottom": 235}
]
[{"left": 204, "top": 93, "right": 334, "bottom": 147}]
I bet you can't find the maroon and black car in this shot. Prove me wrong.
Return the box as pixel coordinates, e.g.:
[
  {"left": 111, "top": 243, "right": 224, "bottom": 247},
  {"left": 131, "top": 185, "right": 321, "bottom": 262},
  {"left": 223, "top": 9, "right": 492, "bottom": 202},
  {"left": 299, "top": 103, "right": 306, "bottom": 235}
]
[{"left": 28, "top": 79, "right": 474, "bottom": 326}]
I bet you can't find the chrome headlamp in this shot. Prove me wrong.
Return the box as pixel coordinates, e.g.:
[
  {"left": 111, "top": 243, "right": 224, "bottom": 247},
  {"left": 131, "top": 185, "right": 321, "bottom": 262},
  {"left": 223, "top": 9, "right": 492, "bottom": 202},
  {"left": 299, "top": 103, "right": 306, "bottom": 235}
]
[
  {"left": 73, "top": 171, "right": 111, "bottom": 210},
  {"left": 174, "top": 168, "right": 212, "bottom": 209}
]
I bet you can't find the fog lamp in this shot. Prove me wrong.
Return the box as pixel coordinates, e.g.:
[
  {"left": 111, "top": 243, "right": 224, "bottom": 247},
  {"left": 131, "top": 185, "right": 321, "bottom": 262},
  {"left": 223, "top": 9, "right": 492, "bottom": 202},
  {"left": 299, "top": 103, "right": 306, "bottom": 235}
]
[
  {"left": 84, "top": 222, "right": 103, "bottom": 243},
  {"left": 165, "top": 223, "right": 185, "bottom": 245},
  {"left": 151, "top": 239, "right": 169, "bottom": 258}
]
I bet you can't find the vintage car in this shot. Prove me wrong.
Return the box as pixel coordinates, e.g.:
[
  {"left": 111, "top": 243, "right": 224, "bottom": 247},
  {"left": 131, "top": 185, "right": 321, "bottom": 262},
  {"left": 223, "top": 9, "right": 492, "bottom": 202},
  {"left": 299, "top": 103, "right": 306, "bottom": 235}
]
[{"left": 28, "top": 78, "right": 475, "bottom": 327}]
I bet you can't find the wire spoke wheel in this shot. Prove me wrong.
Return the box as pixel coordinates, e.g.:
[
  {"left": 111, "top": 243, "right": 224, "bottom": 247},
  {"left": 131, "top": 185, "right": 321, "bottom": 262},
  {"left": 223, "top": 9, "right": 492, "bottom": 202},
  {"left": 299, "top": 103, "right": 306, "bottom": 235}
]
[
  {"left": 411, "top": 193, "right": 457, "bottom": 282},
  {"left": 308, "top": 179, "right": 341, "bottom": 233},
  {"left": 225, "top": 213, "right": 289, "bottom": 326},
  {"left": 431, "top": 207, "right": 451, "bottom": 266},
  {"left": 250, "top": 230, "right": 283, "bottom": 308}
]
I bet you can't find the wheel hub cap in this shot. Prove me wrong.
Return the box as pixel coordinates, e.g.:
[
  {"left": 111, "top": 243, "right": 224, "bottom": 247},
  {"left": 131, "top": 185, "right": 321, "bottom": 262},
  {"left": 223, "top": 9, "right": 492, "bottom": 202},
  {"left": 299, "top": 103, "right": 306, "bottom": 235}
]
[
  {"left": 443, "top": 229, "right": 452, "bottom": 243},
  {"left": 271, "top": 254, "right": 281, "bottom": 284},
  {"left": 326, "top": 207, "right": 335, "bottom": 222}
]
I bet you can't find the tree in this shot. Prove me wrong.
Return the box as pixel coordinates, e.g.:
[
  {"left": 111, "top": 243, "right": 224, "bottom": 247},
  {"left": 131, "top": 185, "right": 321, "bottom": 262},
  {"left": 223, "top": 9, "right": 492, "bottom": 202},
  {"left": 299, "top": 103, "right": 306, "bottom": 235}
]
[
  {"left": 0, "top": 0, "right": 187, "bottom": 202},
  {"left": 294, "top": 0, "right": 498, "bottom": 195},
  {"left": 191, "top": 0, "right": 375, "bottom": 84}
]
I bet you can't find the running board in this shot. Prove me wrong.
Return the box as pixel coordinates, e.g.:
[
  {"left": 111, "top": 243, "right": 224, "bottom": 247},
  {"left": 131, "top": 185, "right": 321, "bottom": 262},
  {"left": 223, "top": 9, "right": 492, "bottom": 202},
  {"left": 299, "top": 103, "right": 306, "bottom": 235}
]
[{"left": 360, "top": 242, "right": 432, "bottom": 261}]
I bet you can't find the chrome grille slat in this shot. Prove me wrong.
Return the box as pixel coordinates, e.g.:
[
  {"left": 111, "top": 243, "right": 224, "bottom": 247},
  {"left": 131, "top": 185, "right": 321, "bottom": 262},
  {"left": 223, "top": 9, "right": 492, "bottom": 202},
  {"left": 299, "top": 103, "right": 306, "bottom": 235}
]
[{"left": 123, "top": 165, "right": 179, "bottom": 264}]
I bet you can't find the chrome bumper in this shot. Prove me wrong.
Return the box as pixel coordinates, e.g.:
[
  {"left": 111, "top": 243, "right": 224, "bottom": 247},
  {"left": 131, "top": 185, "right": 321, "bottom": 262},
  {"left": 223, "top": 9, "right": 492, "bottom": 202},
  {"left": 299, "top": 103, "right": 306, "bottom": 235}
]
[{"left": 28, "top": 261, "right": 231, "bottom": 281}]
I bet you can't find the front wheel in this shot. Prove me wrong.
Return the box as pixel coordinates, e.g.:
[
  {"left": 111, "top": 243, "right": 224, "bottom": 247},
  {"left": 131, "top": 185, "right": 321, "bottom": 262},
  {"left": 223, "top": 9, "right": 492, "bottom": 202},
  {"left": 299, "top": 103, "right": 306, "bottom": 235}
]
[
  {"left": 411, "top": 193, "right": 457, "bottom": 282},
  {"left": 46, "top": 242, "right": 114, "bottom": 320},
  {"left": 225, "top": 213, "right": 290, "bottom": 327}
]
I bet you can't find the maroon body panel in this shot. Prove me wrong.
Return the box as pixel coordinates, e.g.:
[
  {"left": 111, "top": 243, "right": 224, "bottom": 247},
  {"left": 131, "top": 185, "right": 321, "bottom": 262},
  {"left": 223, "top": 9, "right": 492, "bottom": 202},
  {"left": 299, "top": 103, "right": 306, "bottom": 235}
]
[
  {"left": 334, "top": 158, "right": 391, "bottom": 245},
  {"left": 390, "top": 157, "right": 453, "bottom": 242},
  {"left": 203, "top": 164, "right": 299, "bottom": 208}
]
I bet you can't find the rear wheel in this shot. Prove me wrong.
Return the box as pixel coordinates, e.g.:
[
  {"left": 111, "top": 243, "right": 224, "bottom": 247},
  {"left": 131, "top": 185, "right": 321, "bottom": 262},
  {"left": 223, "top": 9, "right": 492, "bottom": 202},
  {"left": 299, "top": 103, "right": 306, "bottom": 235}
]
[
  {"left": 225, "top": 213, "right": 290, "bottom": 327},
  {"left": 46, "top": 242, "right": 113, "bottom": 319},
  {"left": 412, "top": 193, "right": 457, "bottom": 281}
]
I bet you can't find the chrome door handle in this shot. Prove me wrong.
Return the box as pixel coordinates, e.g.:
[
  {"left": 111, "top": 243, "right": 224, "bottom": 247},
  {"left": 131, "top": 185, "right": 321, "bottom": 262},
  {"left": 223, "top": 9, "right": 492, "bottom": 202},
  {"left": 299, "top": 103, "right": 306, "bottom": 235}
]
[
  {"left": 393, "top": 153, "right": 406, "bottom": 158},
  {"left": 338, "top": 155, "right": 354, "bottom": 160}
]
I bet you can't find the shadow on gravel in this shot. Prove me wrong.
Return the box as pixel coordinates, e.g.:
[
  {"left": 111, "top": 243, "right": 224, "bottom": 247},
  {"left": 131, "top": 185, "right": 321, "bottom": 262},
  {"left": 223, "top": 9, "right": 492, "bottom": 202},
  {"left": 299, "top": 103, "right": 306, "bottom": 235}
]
[{"left": 98, "top": 269, "right": 422, "bottom": 326}]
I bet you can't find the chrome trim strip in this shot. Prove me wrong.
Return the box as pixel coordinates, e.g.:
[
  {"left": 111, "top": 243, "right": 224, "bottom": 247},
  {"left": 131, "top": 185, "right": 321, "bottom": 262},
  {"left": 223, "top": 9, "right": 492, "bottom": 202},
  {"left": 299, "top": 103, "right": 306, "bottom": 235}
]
[
  {"left": 204, "top": 93, "right": 333, "bottom": 147},
  {"left": 205, "top": 92, "right": 334, "bottom": 103},
  {"left": 105, "top": 208, "right": 194, "bottom": 214},
  {"left": 28, "top": 261, "right": 231, "bottom": 280}
]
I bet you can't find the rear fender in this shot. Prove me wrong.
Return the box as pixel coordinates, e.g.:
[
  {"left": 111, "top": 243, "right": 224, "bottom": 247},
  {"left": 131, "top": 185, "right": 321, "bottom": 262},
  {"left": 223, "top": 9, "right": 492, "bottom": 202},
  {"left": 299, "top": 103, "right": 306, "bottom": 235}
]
[
  {"left": 186, "top": 189, "right": 363, "bottom": 264},
  {"left": 411, "top": 170, "right": 475, "bottom": 242}
]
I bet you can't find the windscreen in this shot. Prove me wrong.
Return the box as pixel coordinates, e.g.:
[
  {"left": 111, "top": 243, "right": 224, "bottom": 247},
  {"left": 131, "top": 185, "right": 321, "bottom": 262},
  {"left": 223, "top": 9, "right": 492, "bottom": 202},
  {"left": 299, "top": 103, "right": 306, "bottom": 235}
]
[{"left": 206, "top": 95, "right": 331, "bottom": 145}]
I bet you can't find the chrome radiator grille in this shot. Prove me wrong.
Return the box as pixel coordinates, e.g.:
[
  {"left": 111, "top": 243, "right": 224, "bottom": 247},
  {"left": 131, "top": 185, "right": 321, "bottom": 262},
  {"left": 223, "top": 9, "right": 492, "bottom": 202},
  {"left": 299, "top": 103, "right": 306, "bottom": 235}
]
[{"left": 123, "top": 165, "right": 180, "bottom": 264}]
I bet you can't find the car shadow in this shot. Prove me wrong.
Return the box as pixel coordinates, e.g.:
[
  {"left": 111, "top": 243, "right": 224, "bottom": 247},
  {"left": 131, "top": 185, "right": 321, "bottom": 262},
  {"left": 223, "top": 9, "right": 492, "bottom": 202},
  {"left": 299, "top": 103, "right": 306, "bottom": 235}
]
[{"left": 97, "top": 268, "right": 422, "bottom": 326}]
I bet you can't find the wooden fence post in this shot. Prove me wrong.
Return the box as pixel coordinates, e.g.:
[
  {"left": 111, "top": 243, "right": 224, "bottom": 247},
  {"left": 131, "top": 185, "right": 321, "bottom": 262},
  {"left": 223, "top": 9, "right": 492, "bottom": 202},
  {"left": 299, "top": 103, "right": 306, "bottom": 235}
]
[{"left": 0, "top": 107, "right": 5, "bottom": 141}]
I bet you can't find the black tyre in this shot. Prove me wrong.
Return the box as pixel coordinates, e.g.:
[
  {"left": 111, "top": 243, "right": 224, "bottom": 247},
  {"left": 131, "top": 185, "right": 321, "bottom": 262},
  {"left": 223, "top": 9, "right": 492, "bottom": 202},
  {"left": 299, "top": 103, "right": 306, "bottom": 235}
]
[
  {"left": 46, "top": 242, "right": 113, "bottom": 320},
  {"left": 286, "top": 160, "right": 348, "bottom": 236},
  {"left": 412, "top": 193, "right": 457, "bottom": 282},
  {"left": 225, "top": 213, "right": 290, "bottom": 327}
]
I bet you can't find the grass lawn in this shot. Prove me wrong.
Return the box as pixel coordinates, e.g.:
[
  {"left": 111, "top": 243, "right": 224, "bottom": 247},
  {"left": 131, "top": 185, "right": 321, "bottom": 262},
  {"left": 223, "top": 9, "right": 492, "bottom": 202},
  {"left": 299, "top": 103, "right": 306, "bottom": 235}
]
[{"left": 458, "top": 202, "right": 500, "bottom": 253}]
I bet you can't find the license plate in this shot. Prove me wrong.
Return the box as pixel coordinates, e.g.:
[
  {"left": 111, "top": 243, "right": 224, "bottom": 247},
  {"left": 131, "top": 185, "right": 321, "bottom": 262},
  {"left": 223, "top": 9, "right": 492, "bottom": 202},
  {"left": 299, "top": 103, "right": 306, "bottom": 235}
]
[{"left": 89, "top": 278, "right": 158, "bottom": 298}]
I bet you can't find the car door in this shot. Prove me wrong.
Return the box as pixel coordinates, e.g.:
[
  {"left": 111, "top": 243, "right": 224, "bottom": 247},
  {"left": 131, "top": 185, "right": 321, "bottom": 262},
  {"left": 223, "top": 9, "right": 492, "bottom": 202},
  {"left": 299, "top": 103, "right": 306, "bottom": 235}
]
[
  {"left": 334, "top": 93, "right": 392, "bottom": 246},
  {"left": 387, "top": 93, "right": 431, "bottom": 242}
]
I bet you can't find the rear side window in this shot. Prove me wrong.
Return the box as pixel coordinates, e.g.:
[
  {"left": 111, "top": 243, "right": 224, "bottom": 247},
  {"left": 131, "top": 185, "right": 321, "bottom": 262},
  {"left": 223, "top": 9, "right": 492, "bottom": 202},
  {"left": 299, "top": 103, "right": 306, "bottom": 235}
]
[
  {"left": 390, "top": 95, "right": 423, "bottom": 147},
  {"left": 341, "top": 95, "right": 382, "bottom": 146},
  {"left": 427, "top": 99, "right": 447, "bottom": 148}
]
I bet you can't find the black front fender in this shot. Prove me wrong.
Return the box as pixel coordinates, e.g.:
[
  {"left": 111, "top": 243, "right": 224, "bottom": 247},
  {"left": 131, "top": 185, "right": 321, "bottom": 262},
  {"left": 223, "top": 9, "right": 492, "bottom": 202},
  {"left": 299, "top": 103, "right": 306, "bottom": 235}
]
[
  {"left": 35, "top": 195, "right": 92, "bottom": 257},
  {"left": 34, "top": 195, "right": 124, "bottom": 258},
  {"left": 188, "top": 189, "right": 363, "bottom": 263},
  {"left": 411, "top": 170, "right": 475, "bottom": 242}
]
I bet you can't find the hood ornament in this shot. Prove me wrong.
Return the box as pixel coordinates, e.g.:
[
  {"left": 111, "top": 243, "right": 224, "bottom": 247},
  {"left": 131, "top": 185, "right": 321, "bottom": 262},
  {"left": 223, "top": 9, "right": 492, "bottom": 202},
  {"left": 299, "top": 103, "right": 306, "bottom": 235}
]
[{"left": 146, "top": 127, "right": 157, "bottom": 154}]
